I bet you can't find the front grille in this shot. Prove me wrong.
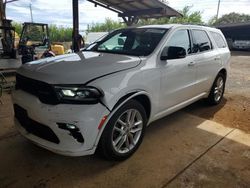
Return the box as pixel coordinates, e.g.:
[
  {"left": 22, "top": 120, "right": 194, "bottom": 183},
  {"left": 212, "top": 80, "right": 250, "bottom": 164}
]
[
  {"left": 14, "top": 104, "right": 60, "bottom": 144},
  {"left": 16, "top": 74, "right": 59, "bottom": 105}
]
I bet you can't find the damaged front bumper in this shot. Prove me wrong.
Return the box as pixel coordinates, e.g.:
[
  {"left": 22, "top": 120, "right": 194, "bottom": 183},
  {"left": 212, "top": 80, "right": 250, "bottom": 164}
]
[{"left": 12, "top": 90, "right": 110, "bottom": 156}]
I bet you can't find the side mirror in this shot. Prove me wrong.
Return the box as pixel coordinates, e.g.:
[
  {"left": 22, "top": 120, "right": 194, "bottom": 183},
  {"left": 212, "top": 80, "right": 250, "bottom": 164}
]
[{"left": 160, "top": 46, "right": 186, "bottom": 60}]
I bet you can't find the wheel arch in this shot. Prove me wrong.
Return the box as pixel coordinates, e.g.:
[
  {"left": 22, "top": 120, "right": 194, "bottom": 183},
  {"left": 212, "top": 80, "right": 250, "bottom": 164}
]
[
  {"left": 112, "top": 91, "right": 151, "bottom": 121},
  {"left": 93, "top": 91, "right": 152, "bottom": 149},
  {"left": 218, "top": 68, "right": 227, "bottom": 80}
]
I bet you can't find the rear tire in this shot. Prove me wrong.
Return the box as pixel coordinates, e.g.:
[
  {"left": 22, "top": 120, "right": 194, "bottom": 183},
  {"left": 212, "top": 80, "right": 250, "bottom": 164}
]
[
  {"left": 206, "top": 73, "right": 226, "bottom": 105},
  {"left": 97, "top": 99, "right": 147, "bottom": 161}
]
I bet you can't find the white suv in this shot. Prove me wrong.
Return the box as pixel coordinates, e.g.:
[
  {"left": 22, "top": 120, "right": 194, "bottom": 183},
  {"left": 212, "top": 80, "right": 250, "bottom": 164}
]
[{"left": 13, "top": 24, "right": 230, "bottom": 160}]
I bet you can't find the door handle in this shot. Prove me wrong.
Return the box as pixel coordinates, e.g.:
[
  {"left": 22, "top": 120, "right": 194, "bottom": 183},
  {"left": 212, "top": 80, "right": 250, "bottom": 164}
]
[
  {"left": 188, "top": 62, "right": 195, "bottom": 67},
  {"left": 214, "top": 57, "right": 221, "bottom": 61}
]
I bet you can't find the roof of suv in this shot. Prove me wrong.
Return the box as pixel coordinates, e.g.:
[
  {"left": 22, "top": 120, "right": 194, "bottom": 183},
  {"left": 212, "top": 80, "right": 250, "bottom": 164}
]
[{"left": 138, "top": 24, "right": 221, "bottom": 33}]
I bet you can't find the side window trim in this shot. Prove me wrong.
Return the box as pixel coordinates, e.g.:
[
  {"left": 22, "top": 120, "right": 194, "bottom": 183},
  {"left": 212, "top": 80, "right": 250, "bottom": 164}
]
[
  {"left": 210, "top": 31, "right": 227, "bottom": 48},
  {"left": 190, "top": 29, "right": 214, "bottom": 54},
  {"left": 188, "top": 29, "right": 194, "bottom": 55},
  {"left": 162, "top": 29, "right": 192, "bottom": 56}
]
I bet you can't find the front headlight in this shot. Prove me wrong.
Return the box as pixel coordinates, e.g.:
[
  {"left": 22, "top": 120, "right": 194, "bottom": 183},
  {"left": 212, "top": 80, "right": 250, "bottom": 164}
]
[{"left": 54, "top": 86, "right": 104, "bottom": 104}]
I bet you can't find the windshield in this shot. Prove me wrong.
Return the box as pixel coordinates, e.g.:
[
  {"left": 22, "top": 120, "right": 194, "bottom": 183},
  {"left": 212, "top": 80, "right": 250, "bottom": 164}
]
[{"left": 85, "top": 28, "right": 168, "bottom": 56}]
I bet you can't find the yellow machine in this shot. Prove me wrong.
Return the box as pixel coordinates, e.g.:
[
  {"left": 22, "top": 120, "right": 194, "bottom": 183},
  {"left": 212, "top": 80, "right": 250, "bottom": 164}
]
[
  {"left": 18, "top": 22, "right": 65, "bottom": 63},
  {"left": 51, "top": 44, "right": 65, "bottom": 55}
]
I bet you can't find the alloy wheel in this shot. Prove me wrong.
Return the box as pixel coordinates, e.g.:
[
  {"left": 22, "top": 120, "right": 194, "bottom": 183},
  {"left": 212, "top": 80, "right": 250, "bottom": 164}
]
[
  {"left": 112, "top": 109, "right": 143, "bottom": 154},
  {"left": 214, "top": 76, "right": 224, "bottom": 102}
]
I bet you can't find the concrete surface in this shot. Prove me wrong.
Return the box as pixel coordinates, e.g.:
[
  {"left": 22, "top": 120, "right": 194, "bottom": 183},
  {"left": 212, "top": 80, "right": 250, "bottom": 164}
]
[
  {"left": 0, "top": 58, "right": 21, "bottom": 70},
  {"left": 0, "top": 51, "right": 249, "bottom": 188}
]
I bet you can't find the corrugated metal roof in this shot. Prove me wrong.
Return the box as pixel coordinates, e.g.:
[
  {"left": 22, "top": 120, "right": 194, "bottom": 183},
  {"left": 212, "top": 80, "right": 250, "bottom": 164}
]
[{"left": 87, "top": 0, "right": 181, "bottom": 18}]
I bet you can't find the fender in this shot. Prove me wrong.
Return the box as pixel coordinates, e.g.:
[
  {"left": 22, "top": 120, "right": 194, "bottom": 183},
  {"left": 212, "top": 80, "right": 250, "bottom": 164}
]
[{"left": 92, "top": 90, "right": 151, "bottom": 149}]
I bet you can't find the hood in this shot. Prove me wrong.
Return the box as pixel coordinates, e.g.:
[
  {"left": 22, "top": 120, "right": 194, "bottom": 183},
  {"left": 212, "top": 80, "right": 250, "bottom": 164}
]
[{"left": 17, "top": 51, "right": 141, "bottom": 84}]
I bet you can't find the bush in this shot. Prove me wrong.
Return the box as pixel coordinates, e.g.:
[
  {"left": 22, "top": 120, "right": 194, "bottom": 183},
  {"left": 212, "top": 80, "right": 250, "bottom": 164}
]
[{"left": 12, "top": 22, "right": 72, "bottom": 42}]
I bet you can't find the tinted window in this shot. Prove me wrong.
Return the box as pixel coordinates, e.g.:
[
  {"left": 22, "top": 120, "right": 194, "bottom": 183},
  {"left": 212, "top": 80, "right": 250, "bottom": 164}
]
[
  {"left": 210, "top": 32, "right": 226, "bottom": 48},
  {"left": 167, "top": 30, "right": 191, "bottom": 54},
  {"left": 192, "top": 30, "right": 212, "bottom": 53},
  {"left": 86, "top": 28, "right": 168, "bottom": 56}
]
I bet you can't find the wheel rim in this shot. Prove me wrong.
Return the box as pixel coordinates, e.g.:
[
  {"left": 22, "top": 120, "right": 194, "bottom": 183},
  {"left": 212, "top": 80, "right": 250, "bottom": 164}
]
[
  {"left": 112, "top": 109, "right": 143, "bottom": 154},
  {"left": 214, "top": 76, "right": 224, "bottom": 102}
]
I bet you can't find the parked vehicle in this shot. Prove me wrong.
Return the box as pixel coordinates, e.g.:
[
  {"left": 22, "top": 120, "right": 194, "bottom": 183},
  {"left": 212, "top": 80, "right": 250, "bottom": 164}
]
[
  {"left": 232, "top": 40, "right": 250, "bottom": 50},
  {"left": 12, "top": 24, "right": 230, "bottom": 160},
  {"left": 18, "top": 22, "right": 65, "bottom": 64}
]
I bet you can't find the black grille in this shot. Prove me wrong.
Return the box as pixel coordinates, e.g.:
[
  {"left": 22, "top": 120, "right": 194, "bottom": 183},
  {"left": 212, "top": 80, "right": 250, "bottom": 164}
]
[
  {"left": 14, "top": 104, "right": 60, "bottom": 144},
  {"left": 16, "top": 74, "right": 59, "bottom": 105}
]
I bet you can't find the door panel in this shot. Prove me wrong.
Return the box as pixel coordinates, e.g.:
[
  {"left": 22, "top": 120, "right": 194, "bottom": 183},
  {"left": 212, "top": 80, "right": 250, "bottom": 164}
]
[
  {"left": 158, "top": 29, "right": 197, "bottom": 112},
  {"left": 159, "top": 56, "right": 197, "bottom": 111},
  {"left": 194, "top": 50, "right": 221, "bottom": 94},
  {"left": 191, "top": 29, "right": 221, "bottom": 94}
]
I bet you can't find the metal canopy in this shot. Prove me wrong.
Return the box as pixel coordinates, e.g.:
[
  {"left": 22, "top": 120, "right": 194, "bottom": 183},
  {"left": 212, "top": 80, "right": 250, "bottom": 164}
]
[{"left": 87, "top": 0, "right": 181, "bottom": 25}]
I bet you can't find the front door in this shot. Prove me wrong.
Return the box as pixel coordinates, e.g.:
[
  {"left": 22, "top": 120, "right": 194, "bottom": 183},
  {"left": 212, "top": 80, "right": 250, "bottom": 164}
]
[{"left": 159, "top": 29, "right": 197, "bottom": 112}]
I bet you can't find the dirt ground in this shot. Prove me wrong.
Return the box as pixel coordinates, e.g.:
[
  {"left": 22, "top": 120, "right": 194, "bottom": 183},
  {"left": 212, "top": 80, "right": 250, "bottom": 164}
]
[
  {"left": 0, "top": 51, "right": 249, "bottom": 188},
  {"left": 184, "top": 51, "right": 250, "bottom": 133}
]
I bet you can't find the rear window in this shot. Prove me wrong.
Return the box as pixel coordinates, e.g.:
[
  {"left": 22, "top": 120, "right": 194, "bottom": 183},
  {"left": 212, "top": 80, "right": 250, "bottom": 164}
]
[
  {"left": 210, "top": 31, "right": 227, "bottom": 48},
  {"left": 192, "top": 30, "right": 212, "bottom": 53}
]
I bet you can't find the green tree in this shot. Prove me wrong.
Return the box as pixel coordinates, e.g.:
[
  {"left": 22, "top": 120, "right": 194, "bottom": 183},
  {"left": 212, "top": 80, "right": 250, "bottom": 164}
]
[
  {"left": 138, "top": 6, "right": 203, "bottom": 25},
  {"left": 11, "top": 22, "right": 72, "bottom": 42},
  {"left": 213, "top": 12, "right": 250, "bottom": 25},
  {"left": 49, "top": 25, "right": 72, "bottom": 42},
  {"left": 12, "top": 22, "right": 22, "bottom": 35},
  {"left": 207, "top": 15, "right": 217, "bottom": 26},
  {"left": 138, "top": 18, "right": 169, "bottom": 25},
  {"left": 169, "top": 6, "right": 203, "bottom": 24},
  {"left": 87, "top": 6, "right": 203, "bottom": 32},
  {"left": 87, "top": 18, "right": 125, "bottom": 32}
]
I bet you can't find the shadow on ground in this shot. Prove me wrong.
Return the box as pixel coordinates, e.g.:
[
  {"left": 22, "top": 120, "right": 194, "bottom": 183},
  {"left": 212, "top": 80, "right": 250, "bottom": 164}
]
[
  {"left": 183, "top": 98, "right": 227, "bottom": 120},
  {"left": 231, "top": 50, "right": 250, "bottom": 56},
  {"left": 0, "top": 93, "right": 249, "bottom": 188}
]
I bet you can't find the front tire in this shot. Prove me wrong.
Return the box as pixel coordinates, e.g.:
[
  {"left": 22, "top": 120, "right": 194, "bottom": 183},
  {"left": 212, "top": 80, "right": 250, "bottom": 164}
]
[
  {"left": 97, "top": 99, "right": 147, "bottom": 161},
  {"left": 206, "top": 73, "right": 226, "bottom": 105}
]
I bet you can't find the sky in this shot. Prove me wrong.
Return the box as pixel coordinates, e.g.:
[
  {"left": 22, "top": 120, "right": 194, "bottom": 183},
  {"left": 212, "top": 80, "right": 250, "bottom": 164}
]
[{"left": 5, "top": 0, "right": 250, "bottom": 30}]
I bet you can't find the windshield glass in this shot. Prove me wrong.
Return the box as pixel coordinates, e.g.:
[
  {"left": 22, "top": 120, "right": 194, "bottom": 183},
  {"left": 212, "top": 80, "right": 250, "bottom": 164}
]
[{"left": 85, "top": 28, "right": 168, "bottom": 56}]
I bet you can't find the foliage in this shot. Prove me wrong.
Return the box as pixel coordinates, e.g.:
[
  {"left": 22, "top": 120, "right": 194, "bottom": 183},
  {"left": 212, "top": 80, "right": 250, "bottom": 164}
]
[
  {"left": 11, "top": 22, "right": 72, "bottom": 42},
  {"left": 49, "top": 25, "right": 72, "bottom": 42},
  {"left": 213, "top": 12, "right": 250, "bottom": 25},
  {"left": 87, "top": 18, "right": 125, "bottom": 32},
  {"left": 169, "top": 6, "right": 203, "bottom": 24},
  {"left": 12, "top": 22, "right": 22, "bottom": 36},
  {"left": 24, "top": 24, "right": 44, "bottom": 41},
  {"left": 207, "top": 15, "right": 217, "bottom": 26},
  {"left": 137, "top": 6, "right": 203, "bottom": 26},
  {"left": 11, "top": 6, "right": 204, "bottom": 41},
  {"left": 138, "top": 18, "right": 169, "bottom": 25},
  {"left": 87, "top": 6, "right": 203, "bottom": 32}
]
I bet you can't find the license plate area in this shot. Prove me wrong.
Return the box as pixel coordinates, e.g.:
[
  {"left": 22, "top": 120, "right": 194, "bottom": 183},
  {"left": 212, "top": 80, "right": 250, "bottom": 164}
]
[{"left": 14, "top": 104, "right": 60, "bottom": 144}]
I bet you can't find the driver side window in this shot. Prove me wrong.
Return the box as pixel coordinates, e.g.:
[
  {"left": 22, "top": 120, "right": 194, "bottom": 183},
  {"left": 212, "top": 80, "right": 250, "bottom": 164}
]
[{"left": 167, "top": 30, "right": 191, "bottom": 54}]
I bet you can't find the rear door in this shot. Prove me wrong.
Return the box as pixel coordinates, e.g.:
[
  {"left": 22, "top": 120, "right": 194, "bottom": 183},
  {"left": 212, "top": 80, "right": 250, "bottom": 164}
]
[
  {"left": 210, "top": 31, "right": 231, "bottom": 70},
  {"left": 190, "top": 29, "right": 221, "bottom": 94}
]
